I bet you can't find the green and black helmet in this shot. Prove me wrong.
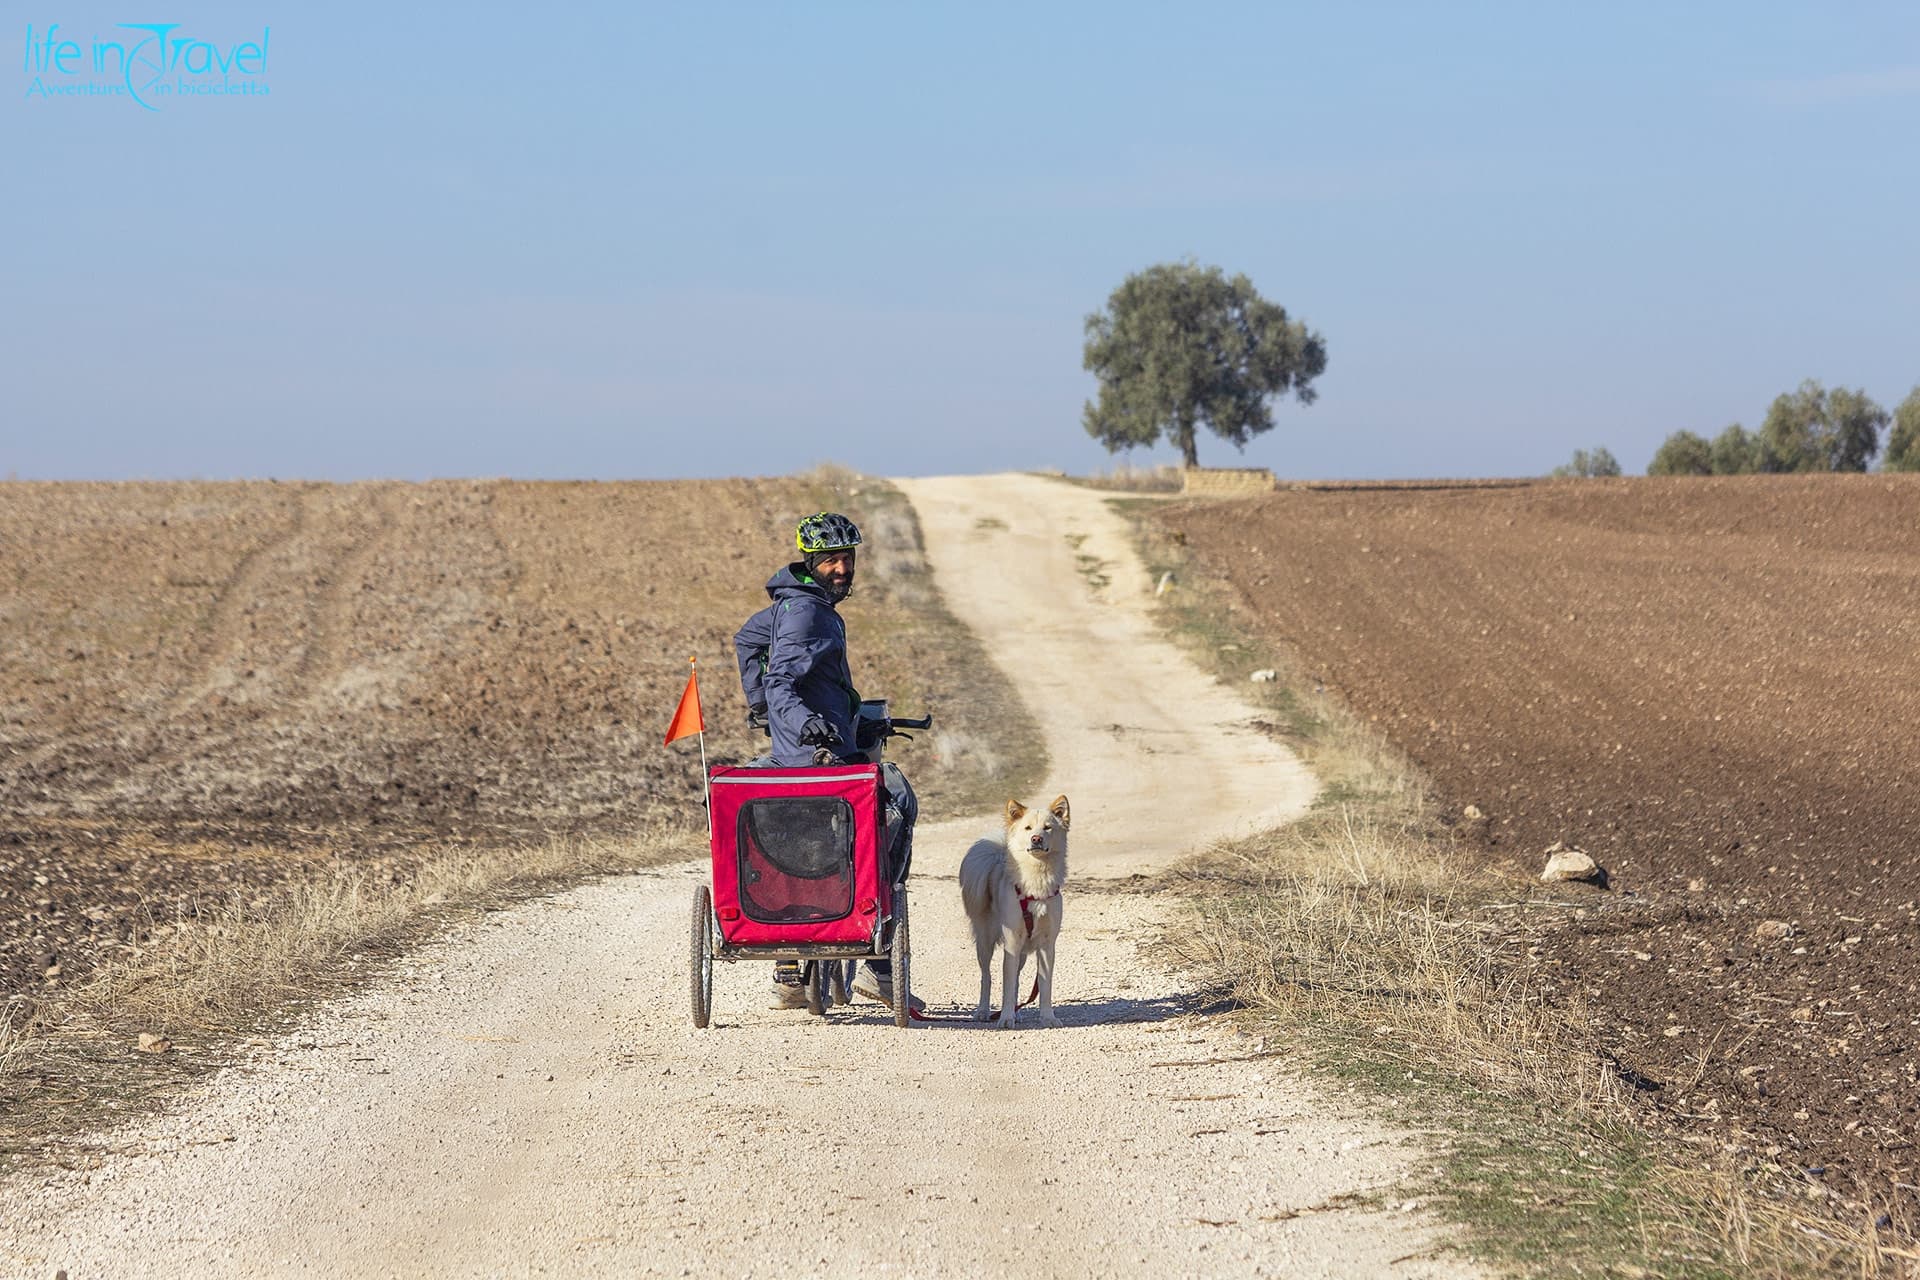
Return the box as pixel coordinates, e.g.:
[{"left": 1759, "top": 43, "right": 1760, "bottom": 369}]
[
  {"left": 795, "top": 512, "right": 862, "bottom": 602},
  {"left": 795, "top": 512, "right": 863, "bottom": 555}
]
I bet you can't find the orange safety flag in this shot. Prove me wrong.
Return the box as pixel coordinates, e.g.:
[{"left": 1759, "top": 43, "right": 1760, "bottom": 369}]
[{"left": 663, "top": 663, "right": 705, "bottom": 746}]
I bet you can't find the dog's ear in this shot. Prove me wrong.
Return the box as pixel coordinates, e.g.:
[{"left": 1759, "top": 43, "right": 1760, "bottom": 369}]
[
  {"left": 1005, "top": 799, "right": 1028, "bottom": 824},
  {"left": 1049, "top": 794, "right": 1070, "bottom": 829}
]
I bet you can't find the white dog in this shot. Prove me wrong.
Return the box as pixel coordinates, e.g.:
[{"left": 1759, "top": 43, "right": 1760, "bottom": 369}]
[{"left": 959, "top": 795, "right": 1070, "bottom": 1029}]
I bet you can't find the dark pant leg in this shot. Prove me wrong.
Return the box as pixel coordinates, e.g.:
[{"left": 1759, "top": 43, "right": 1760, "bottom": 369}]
[{"left": 879, "top": 761, "right": 917, "bottom": 883}]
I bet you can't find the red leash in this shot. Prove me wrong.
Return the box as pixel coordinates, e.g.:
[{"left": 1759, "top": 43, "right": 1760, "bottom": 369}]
[
  {"left": 908, "top": 890, "right": 1058, "bottom": 1022},
  {"left": 901, "top": 890, "right": 1058, "bottom": 1023}
]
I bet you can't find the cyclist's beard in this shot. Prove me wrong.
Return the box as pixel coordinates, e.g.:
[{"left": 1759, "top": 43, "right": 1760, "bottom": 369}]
[
  {"left": 820, "top": 569, "right": 854, "bottom": 602},
  {"left": 803, "top": 552, "right": 855, "bottom": 602}
]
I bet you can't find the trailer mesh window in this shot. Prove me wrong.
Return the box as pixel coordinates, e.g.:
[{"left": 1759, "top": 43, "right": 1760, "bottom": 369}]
[{"left": 737, "top": 797, "right": 854, "bottom": 923}]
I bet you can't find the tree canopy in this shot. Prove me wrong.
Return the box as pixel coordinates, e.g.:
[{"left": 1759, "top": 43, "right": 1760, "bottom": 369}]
[
  {"left": 1550, "top": 446, "right": 1621, "bottom": 478},
  {"left": 1081, "top": 261, "right": 1326, "bottom": 468},
  {"left": 1652, "top": 386, "right": 1907, "bottom": 477},
  {"left": 1887, "top": 386, "right": 1920, "bottom": 472},
  {"left": 1710, "top": 423, "right": 1761, "bottom": 475},
  {"left": 1646, "top": 430, "right": 1713, "bottom": 476},
  {"left": 1644, "top": 424, "right": 1753, "bottom": 475},
  {"left": 1757, "top": 380, "right": 1886, "bottom": 473}
]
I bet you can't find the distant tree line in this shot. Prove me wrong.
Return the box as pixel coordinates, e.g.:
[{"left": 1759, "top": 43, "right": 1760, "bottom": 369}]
[
  {"left": 1551, "top": 447, "right": 1622, "bottom": 478},
  {"left": 1644, "top": 380, "right": 1920, "bottom": 476}
]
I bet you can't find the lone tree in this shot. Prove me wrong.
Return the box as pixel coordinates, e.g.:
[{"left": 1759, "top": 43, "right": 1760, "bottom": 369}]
[{"left": 1082, "top": 261, "right": 1326, "bottom": 468}]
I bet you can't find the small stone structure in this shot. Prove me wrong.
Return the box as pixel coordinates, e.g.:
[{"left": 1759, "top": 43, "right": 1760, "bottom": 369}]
[{"left": 1181, "top": 467, "right": 1277, "bottom": 497}]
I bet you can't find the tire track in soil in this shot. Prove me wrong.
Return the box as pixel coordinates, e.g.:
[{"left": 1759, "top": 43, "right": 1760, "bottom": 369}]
[
  {"left": 290, "top": 485, "right": 400, "bottom": 698},
  {"left": 0, "top": 489, "right": 315, "bottom": 792},
  {"left": 161, "top": 485, "right": 315, "bottom": 720},
  {"left": 51, "top": 487, "right": 394, "bottom": 810}
]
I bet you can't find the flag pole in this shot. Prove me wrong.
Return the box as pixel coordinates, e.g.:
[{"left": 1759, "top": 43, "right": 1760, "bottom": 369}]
[{"left": 691, "top": 656, "right": 712, "bottom": 841}]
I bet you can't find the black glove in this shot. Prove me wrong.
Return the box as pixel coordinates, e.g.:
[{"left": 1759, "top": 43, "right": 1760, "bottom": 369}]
[
  {"left": 798, "top": 715, "right": 842, "bottom": 749},
  {"left": 746, "top": 707, "right": 770, "bottom": 735},
  {"left": 855, "top": 717, "right": 887, "bottom": 751}
]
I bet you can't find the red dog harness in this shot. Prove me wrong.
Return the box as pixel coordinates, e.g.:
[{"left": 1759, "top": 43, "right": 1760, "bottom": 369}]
[{"left": 1018, "top": 890, "right": 1061, "bottom": 936}]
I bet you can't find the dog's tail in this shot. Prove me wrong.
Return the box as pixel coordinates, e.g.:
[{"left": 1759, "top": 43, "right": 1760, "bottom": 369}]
[{"left": 958, "top": 838, "right": 999, "bottom": 933}]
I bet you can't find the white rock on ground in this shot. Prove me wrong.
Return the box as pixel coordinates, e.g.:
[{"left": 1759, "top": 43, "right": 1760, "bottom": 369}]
[{"left": 1540, "top": 841, "right": 1604, "bottom": 885}]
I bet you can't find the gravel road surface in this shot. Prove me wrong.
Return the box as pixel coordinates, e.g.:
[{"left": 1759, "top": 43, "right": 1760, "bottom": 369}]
[{"left": 3, "top": 474, "right": 1479, "bottom": 1278}]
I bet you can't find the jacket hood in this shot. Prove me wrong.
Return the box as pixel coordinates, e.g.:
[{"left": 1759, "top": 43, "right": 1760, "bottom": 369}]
[{"left": 765, "top": 563, "right": 834, "bottom": 605}]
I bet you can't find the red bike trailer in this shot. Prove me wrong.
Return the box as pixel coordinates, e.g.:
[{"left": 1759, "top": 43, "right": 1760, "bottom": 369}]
[{"left": 690, "top": 761, "right": 912, "bottom": 1029}]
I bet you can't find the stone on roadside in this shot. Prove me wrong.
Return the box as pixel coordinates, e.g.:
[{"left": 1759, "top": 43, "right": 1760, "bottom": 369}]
[
  {"left": 137, "top": 1031, "right": 173, "bottom": 1054},
  {"left": 1249, "top": 669, "right": 1277, "bottom": 683},
  {"left": 1540, "top": 842, "right": 1607, "bottom": 887},
  {"left": 1753, "top": 919, "right": 1794, "bottom": 943},
  {"left": 1455, "top": 803, "right": 1493, "bottom": 845}
]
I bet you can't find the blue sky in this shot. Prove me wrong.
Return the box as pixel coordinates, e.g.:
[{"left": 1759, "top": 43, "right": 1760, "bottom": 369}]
[{"left": 5, "top": 3, "right": 1917, "bottom": 480}]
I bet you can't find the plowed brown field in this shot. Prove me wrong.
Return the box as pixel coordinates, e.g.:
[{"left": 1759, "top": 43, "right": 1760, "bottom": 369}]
[
  {"left": 1, "top": 477, "right": 1032, "bottom": 997},
  {"left": 1162, "top": 474, "right": 1920, "bottom": 1208}
]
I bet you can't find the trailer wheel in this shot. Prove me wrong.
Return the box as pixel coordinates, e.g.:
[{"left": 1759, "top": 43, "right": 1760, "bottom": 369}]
[
  {"left": 690, "top": 885, "right": 713, "bottom": 1029},
  {"left": 805, "top": 960, "right": 826, "bottom": 1016},
  {"left": 891, "top": 888, "right": 911, "bottom": 1029}
]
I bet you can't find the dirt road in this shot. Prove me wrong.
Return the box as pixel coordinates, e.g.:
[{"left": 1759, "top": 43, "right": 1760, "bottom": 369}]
[{"left": 3, "top": 475, "right": 1477, "bottom": 1278}]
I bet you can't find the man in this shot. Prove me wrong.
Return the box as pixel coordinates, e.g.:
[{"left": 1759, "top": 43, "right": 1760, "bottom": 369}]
[{"left": 734, "top": 511, "right": 920, "bottom": 1012}]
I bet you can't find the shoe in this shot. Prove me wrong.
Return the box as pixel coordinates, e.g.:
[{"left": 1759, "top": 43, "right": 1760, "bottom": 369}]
[
  {"left": 770, "top": 961, "right": 807, "bottom": 1010},
  {"left": 852, "top": 964, "right": 925, "bottom": 1014}
]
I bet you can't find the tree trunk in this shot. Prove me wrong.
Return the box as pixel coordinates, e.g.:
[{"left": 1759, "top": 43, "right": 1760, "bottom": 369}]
[{"left": 1177, "top": 419, "right": 1199, "bottom": 468}]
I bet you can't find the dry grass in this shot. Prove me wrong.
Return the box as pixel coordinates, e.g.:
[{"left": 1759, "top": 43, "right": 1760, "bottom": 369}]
[
  {"left": 1062, "top": 462, "right": 1184, "bottom": 492},
  {"left": 0, "top": 1002, "right": 26, "bottom": 1080},
  {"left": 1670, "top": 1166, "right": 1915, "bottom": 1279},
  {"left": 1170, "top": 808, "right": 1901, "bottom": 1275},
  {"left": 1127, "top": 503, "right": 1910, "bottom": 1278},
  {"left": 1172, "top": 805, "right": 1618, "bottom": 1107}
]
